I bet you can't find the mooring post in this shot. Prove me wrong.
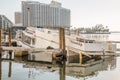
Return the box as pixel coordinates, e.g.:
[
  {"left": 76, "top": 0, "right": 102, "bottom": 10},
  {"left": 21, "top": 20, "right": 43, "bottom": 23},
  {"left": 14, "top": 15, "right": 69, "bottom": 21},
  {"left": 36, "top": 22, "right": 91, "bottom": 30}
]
[
  {"left": 59, "top": 27, "right": 66, "bottom": 80},
  {"left": 8, "top": 28, "right": 12, "bottom": 60},
  {"left": 0, "top": 29, "right": 2, "bottom": 58},
  {"left": 0, "top": 29, "right": 2, "bottom": 80},
  {"left": 8, "top": 28, "right": 12, "bottom": 46},
  {"left": 59, "top": 27, "right": 66, "bottom": 59},
  {"left": 80, "top": 52, "right": 82, "bottom": 65}
]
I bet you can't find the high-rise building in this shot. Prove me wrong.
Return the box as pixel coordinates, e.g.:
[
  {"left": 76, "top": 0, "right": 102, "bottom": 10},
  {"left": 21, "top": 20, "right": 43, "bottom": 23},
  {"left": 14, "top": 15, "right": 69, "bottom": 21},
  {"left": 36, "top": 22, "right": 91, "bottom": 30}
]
[
  {"left": 22, "top": 1, "right": 70, "bottom": 28},
  {"left": 0, "top": 15, "right": 13, "bottom": 29},
  {"left": 15, "top": 12, "right": 22, "bottom": 24}
]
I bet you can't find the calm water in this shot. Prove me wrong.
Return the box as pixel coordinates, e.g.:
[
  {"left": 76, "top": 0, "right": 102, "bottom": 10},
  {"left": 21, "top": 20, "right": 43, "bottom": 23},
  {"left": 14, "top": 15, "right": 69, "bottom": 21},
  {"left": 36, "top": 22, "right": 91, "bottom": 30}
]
[{"left": 1, "top": 33, "right": 120, "bottom": 80}]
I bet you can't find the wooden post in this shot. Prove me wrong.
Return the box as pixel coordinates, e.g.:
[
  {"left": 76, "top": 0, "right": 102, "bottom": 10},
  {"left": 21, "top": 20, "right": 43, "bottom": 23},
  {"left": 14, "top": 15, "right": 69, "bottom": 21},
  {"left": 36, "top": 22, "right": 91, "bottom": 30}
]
[
  {"left": 59, "top": 27, "right": 66, "bottom": 80},
  {"left": 0, "top": 34, "right": 1, "bottom": 80},
  {"left": 8, "top": 28, "right": 12, "bottom": 60},
  {"left": 0, "top": 29, "right": 2, "bottom": 58},
  {"left": 0, "top": 29, "right": 1, "bottom": 47},
  {"left": 8, "top": 28, "right": 12, "bottom": 46},
  {"left": 80, "top": 52, "right": 82, "bottom": 65},
  {"left": 59, "top": 27, "right": 66, "bottom": 57},
  {"left": 59, "top": 28, "right": 65, "bottom": 50}
]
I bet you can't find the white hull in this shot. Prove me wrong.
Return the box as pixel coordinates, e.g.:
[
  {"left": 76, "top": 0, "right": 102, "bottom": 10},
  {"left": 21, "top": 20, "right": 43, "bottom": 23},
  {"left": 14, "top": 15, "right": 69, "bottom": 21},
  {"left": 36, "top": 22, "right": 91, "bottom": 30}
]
[{"left": 16, "top": 27, "right": 116, "bottom": 53}]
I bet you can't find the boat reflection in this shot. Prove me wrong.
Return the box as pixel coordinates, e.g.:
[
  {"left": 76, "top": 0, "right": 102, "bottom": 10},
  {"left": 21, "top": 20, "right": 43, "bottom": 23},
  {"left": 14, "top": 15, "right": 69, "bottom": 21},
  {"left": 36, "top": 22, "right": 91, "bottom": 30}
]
[
  {"left": 0, "top": 56, "right": 116, "bottom": 80},
  {"left": 66, "top": 56, "right": 116, "bottom": 78}
]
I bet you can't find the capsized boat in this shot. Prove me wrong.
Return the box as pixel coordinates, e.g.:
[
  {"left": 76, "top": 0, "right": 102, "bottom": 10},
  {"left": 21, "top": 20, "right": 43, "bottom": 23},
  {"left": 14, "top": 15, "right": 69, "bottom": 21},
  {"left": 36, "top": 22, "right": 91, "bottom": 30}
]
[{"left": 16, "top": 27, "right": 116, "bottom": 53}]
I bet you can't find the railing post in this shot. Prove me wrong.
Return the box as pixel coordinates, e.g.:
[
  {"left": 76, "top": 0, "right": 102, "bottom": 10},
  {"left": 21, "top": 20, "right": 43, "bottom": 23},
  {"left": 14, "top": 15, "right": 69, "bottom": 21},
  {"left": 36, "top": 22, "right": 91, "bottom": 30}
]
[{"left": 80, "top": 52, "right": 82, "bottom": 65}]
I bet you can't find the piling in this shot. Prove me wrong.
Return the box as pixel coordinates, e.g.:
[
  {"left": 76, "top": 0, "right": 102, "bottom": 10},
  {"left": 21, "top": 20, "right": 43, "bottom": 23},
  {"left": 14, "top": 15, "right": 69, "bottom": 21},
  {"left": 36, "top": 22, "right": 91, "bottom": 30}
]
[
  {"left": 0, "top": 29, "right": 2, "bottom": 58},
  {"left": 0, "top": 29, "right": 2, "bottom": 80},
  {"left": 59, "top": 27, "right": 66, "bottom": 80},
  {"left": 8, "top": 28, "right": 12, "bottom": 47},
  {"left": 8, "top": 28, "right": 12, "bottom": 59},
  {"left": 59, "top": 27, "right": 66, "bottom": 59}
]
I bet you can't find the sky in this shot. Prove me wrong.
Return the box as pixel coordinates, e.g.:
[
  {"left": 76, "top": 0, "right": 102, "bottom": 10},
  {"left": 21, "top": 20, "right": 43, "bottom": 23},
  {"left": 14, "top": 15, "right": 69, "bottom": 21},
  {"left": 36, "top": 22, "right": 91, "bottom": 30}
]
[{"left": 0, "top": 0, "right": 120, "bottom": 31}]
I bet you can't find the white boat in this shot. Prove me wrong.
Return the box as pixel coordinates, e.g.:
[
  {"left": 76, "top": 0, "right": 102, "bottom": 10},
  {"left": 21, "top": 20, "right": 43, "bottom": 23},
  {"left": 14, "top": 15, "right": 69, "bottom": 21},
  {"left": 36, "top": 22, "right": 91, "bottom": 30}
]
[{"left": 16, "top": 27, "right": 116, "bottom": 54}]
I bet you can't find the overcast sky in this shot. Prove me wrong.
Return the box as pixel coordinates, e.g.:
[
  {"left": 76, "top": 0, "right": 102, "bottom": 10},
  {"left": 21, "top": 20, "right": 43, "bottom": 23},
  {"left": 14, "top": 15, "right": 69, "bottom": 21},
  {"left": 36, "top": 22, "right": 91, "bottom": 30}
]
[{"left": 0, "top": 0, "right": 120, "bottom": 31}]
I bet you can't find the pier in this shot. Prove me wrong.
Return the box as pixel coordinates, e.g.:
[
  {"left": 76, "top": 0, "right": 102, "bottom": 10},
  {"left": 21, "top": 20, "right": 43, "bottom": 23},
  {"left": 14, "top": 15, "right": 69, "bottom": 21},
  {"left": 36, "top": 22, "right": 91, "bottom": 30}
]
[
  {"left": 0, "top": 27, "right": 119, "bottom": 64},
  {"left": 0, "top": 28, "right": 67, "bottom": 63}
]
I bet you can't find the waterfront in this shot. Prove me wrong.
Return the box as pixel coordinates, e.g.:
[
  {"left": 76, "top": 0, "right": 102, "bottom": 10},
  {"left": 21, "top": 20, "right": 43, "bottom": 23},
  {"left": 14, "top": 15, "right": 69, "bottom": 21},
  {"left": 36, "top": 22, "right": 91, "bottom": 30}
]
[
  {"left": 0, "top": 33, "right": 120, "bottom": 80},
  {"left": 0, "top": 56, "right": 119, "bottom": 80}
]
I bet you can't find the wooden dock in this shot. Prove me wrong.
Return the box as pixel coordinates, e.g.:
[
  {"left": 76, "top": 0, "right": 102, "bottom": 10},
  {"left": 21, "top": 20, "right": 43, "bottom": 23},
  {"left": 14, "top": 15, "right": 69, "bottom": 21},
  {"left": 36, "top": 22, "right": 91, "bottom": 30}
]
[{"left": 1, "top": 46, "right": 59, "bottom": 52}]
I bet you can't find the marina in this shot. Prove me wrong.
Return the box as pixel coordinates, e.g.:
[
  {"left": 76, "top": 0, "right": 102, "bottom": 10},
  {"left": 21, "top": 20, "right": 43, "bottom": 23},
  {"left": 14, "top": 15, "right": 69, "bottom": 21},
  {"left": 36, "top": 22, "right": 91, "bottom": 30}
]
[
  {"left": 0, "top": 28, "right": 120, "bottom": 80},
  {"left": 1, "top": 0, "right": 120, "bottom": 80}
]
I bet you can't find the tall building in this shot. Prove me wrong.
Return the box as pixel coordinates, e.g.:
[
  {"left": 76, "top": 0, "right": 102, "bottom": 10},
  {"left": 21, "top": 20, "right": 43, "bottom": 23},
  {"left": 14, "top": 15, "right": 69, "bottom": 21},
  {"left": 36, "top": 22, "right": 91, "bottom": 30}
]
[
  {"left": 15, "top": 12, "right": 22, "bottom": 24},
  {"left": 22, "top": 1, "right": 70, "bottom": 28},
  {"left": 0, "top": 15, "right": 13, "bottom": 29}
]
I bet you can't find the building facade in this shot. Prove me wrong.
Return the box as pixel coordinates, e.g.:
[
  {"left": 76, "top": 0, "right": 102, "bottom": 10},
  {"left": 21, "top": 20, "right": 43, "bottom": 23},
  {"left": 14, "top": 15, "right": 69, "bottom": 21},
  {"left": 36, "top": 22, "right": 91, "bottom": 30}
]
[
  {"left": 15, "top": 12, "right": 22, "bottom": 24},
  {"left": 0, "top": 15, "right": 13, "bottom": 29},
  {"left": 22, "top": 1, "right": 70, "bottom": 28}
]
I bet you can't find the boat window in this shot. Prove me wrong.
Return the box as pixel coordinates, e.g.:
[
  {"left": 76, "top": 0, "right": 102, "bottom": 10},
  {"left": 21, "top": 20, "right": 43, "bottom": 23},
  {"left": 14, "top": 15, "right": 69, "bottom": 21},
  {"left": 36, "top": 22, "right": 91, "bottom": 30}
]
[
  {"left": 48, "top": 31, "right": 51, "bottom": 34},
  {"left": 76, "top": 37, "right": 95, "bottom": 43},
  {"left": 32, "top": 38, "right": 35, "bottom": 45}
]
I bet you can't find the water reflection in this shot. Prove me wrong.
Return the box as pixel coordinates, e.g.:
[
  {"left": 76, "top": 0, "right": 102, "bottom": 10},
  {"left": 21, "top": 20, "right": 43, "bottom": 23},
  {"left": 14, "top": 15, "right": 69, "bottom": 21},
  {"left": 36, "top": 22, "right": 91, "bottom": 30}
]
[
  {"left": 66, "top": 56, "right": 116, "bottom": 78},
  {"left": 60, "top": 61, "right": 66, "bottom": 80},
  {"left": 8, "top": 61, "right": 12, "bottom": 78},
  {"left": 0, "top": 58, "right": 1, "bottom": 80},
  {"left": 0, "top": 55, "right": 117, "bottom": 80}
]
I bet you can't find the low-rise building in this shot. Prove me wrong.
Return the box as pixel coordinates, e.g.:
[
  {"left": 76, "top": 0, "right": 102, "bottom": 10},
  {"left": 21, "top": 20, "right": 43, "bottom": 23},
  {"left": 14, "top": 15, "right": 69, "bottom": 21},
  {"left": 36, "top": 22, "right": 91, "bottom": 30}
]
[{"left": 0, "top": 15, "right": 13, "bottom": 29}]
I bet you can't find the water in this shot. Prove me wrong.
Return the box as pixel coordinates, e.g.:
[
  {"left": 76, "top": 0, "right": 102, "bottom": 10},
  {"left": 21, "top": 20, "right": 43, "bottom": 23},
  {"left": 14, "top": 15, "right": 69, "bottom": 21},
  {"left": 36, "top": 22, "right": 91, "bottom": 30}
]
[{"left": 1, "top": 33, "right": 120, "bottom": 80}]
